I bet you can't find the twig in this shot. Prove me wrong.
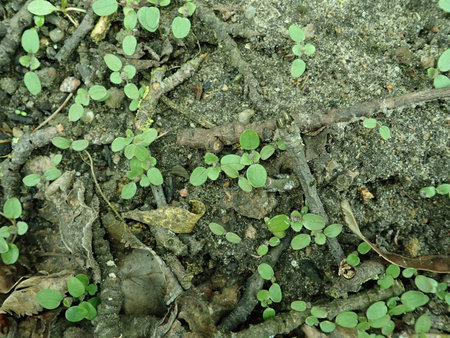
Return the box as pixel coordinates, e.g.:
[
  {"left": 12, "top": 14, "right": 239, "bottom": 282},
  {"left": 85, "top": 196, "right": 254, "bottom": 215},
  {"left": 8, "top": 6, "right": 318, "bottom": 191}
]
[
  {"left": 177, "top": 87, "right": 450, "bottom": 152},
  {"left": 34, "top": 93, "right": 73, "bottom": 131}
]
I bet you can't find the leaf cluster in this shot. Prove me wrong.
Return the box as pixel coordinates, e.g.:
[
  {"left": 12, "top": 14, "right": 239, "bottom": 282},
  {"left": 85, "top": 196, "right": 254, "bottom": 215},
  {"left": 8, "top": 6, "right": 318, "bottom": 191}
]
[
  {"left": 288, "top": 25, "right": 315, "bottom": 78},
  {"left": 22, "top": 154, "right": 63, "bottom": 187},
  {"left": 362, "top": 118, "right": 391, "bottom": 140},
  {"left": 20, "top": 28, "right": 41, "bottom": 95},
  {"left": 256, "top": 263, "right": 281, "bottom": 320},
  {"left": 0, "top": 198, "right": 28, "bottom": 265},
  {"left": 427, "top": 49, "right": 450, "bottom": 88},
  {"left": 190, "top": 129, "right": 281, "bottom": 192},
  {"left": 36, "top": 274, "right": 99, "bottom": 322},
  {"left": 208, "top": 222, "right": 241, "bottom": 244},
  {"left": 111, "top": 129, "right": 163, "bottom": 199},
  {"left": 419, "top": 183, "right": 449, "bottom": 198},
  {"left": 52, "top": 136, "right": 89, "bottom": 152}
]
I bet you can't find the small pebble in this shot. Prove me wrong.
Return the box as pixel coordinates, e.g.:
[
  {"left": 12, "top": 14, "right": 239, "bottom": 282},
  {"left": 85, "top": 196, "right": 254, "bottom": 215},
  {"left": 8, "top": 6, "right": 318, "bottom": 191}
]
[
  {"left": 60, "top": 77, "right": 81, "bottom": 93},
  {"left": 221, "top": 85, "right": 229, "bottom": 91},
  {"left": 238, "top": 109, "right": 255, "bottom": 125},
  {"left": 179, "top": 188, "right": 188, "bottom": 197},
  {"left": 49, "top": 28, "right": 64, "bottom": 43}
]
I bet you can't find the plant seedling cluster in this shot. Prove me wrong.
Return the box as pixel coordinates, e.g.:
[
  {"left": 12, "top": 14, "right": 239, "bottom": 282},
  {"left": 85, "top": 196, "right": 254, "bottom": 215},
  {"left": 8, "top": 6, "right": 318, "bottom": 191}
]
[
  {"left": 20, "top": 28, "right": 41, "bottom": 95},
  {"left": 36, "top": 274, "right": 99, "bottom": 322},
  {"left": 111, "top": 128, "right": 163, "bottom": 199},
  {"left": 190, "top": 129, "right": 281, "bottom": 192},
  {"left": 52, "top": 136, "right": 90, "bottom": 152},
  {"left": 362, "top": 118, "right": 391, "bottom": 140},
  {"left": 427, "top": 48, "right": 450, "bottom": 88},
  {"left": 0, "top": 198, "right": 28, "bottom": 264},
  {"left": 419, "top": 183, "right": 449, "bottom": 198},
  {"left": 22, "top": 154, "right": 63, "bottom": 187},
  {"left": 256, "top": 262, "right": 282, "bottom": 320},
  {"left": 208, "top": 222, "right": 242, "bottom": 244},
  {"left": 288, "top": 24, "right": 315, "bottom": 78}
]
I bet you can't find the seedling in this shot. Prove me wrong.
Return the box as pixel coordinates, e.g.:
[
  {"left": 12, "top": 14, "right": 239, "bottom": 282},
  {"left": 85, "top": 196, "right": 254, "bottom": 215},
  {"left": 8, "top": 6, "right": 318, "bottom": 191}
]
[
  {"left": 111, "top": 128, "right": 163, "bottom": 199},
  {"left": 0, "top": 198, "right": 28, "bottom": 264},
  {"left": 27, "top": 0, "right": 86, "bottom": 26},
  {"left": 52, "top": 136, "right": 89, "bottom": 152},
  {"left": 419, "top": 183, "right": 450, "bottom": 198},
  {"left": 172, "top": 0, "right": 196, "bottom": 39},
  {"left": 362, "top": 118, "right": 391, "bottom": 140},
  {"left": 208, "top": 222, "right": 241, "bottom": 244},
  {"left": 288, "top": 24, "right": 315, "bottom": 78},
  {"left": 20, "top": 28, "right": 41, "bottom": 95},
  {"left": 427, "top": 48, "right": 450, "bottom": 88},
  {"left": 36, "top": 274, "right": 99, "bottom": 322},
  {"left": 190, "top": 129, "right": 280, "bottom": 192},
  {"left": 22, "top": 154, "right": 63, "bottom": 187},
  {"left": 256, "top": 263, "right": 281, "bottom": 320}
]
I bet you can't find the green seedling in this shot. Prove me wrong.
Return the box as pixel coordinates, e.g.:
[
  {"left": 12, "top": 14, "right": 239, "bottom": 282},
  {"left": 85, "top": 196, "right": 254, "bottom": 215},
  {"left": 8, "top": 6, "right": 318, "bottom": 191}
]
[
  {"left": 256, "top": 263, "right": 281, "bottom": 320},
  {"left": 208, "top": 222, "right": 242, "bottom": 244},
  {"left": 0, "top": 198, "right": 28, "bottom": 264},
  {"left": 427, "top": 48, "right": 450, "bottom": 88},
  {"left": 52, "top": 136, "right": 89, "bottom": 152},
  {"left": 377, "top": 264, "right": 400, "bottom": 289},
  {"left": 14, "top": 109, "right": 28, "bottom": 116},
  {"left": 111, "top": 128, "right": 163, "bottom": 199},
  {"left": 440, "top": 0, "right": 450, "bottom": 12},
  {"left": 28, "top": 0, "right": 86, "bottom": 25},
  {"left": 20, "top": 28, "right": 41, "bottom": 95},
  {"left": 419, "top": 183, "right": 450, "bottom": 198},
  {"left": 22, "top": 154, "right": 63, "bottom": 187},
  {"left": 190, "top": 129, "right": 279, "bottom": 192},
  {"left": 172, "top": 0, "right": 196, "bottom": 39},
  {"left": 288, "top": 24, "right": 315, "bottom": 78},
  {"left": 362, "top": 118, "right": 391, "bottom": 140},
  {"left": 69, "top": 88, "right": 91, "bottom": 122},
  {"left": 36, "top": 273, "right": 99, "bottom": 322}
]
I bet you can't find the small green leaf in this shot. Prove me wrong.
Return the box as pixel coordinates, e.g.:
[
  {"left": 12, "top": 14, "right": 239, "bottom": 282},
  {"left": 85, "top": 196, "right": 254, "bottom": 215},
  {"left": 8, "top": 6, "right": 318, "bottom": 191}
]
[
  {"left": 314, "top": 232, "right": 326, "bottom": 245},
  {"left": 402, "top": 267, "right": 417, "bottom": 278},
  {"left": 436, "top": 183, "right": 450, "bottom": 195},
  {"left": 240, "top": 129, "right": 260, "bottom": 150},
  {"left": 52, "top": 136, "right": 71, "bottom": 149},
  {"left": 44, "top": 167, "right": 62, "bottom": 181},
  {"left": 269, "top": 283, "right": 282, "bottom": 303},
  {"left": 302, "top": 214, "right": 325, "bottom": 231},
  {"left": 320, "top": 321, "right": 336, "bottom": 333},
  {"left": 147, "top": 167, "right": 163, "bottom": 185},
  {"left": 75, "top": 274, "right": 90, "bottom": 287},
  {"left": 291, "top": 59, "right": 306, "bottom": 78},
  {"left": 75, "top": 88, "right": 90, "bottom": 105},
  {"left": 71, "top": 140, "right": 89, "bottom": 151},
  {"left": 134, "top": 145, "right": 149, "bottom": 161},
  {"left": 190, "top": 167, "right": 208, "bottom": 186},
  {"left": 427, "top": 67, "right": 439, "bottom": 79},
  {"left": 260, "top": 145, "right": 275, "bottom": 160},
  {"left": 171, "top": 17, "right": 191, "bottom": 39},
  {"left": 379, "top": 125, "right": 391, "bottom": 140},
  {"left": 204, "top": 152, "right": 219, "bottom": 164},
  {"left": 439, "top": 0, "right": 450, "bottom": 12},
  {"left": 86, "top": 284, "right": 98, "bottom": 296},
  {"left": 88, "top": 85, "right": 109, "bottom": 101},
  {"left": 292, "top": 44, "right": 302, "bottom": 56},
  {"left": 257, "top": 289, "right": 270, "bottom": 302},
  {"left": 291, "top": 234, "right": 311, "bottom": 250},
  {"left": 124, "top": 83, "right": 139, "bottom": 99},
  {"left": 209, "top": 222, "right": 225, "bottom": 236},
  {"left": 258, "top": 263, "right": 274, "bottom": 280},
  {"left": 277, "top": 139, "right": 286, "bottom": 150},
  {"left": 434, "top": 74, "right": 450, "bottom": 88},
  {"left": 92, "top": 0, "right": 118, "bottom": 16},
  {"left": 357, "top": 241, "right": 371, "bottom": 254},
  {"left": 21, "top": 28, "right": 40, "bottom": 54},
  {"left": 291, "top": 300, "right": 307, "bottom": 312},
  {"left": 0, "top": 238, "right": 8, "bottom": 253},
  {"left": 1, "top": 243, "right": 19, "bottom": 264},
  {"left": 69, "top": 103, "right": 84, "bottom": 122},
  {"left": 305, "top": 316, "right": 319, "bottom": 326},
  {"left": 415, "top": 314, "right": 431, "bottom": 333},
  {"left": 289, "top": 25, "right": 305, "bottom": 42},
  {"left": 401, "top": 290, "right": 429, "bottom": 308},
  {"left": 238, "top": 176, "right": 252, "bottom": 192},
  {"left": 138, "top": 7, "right": 160, "bottom": 32},
  {"left": 247, "top": 164, "right": 267, "bottom": 188},
  {"left": 267, "top": 214, "right": 290, "bottom": 233},
  {"left": 311, "top": 306, "right": 327, "bottom": 318},
  {"left": 3, "top": 198, "right": 22, "bottom": 219},
  {"left": 369, "top": 314, "right": 391, "bottom": 329},
  {"left": 366, "top": 301, "right": 387, "bottom": 320},
  {"left": 79, "top": 301, "right": 97, "bottom": 320},
  {"left": 104, "top": 54, "right": 122, "bottom": 71},
  {"left": 206, "top": 167, "right": 221, "bottom": 180},
  {"left": 23, "top": 173, "right": 41, "bottom": 187},
  {"left": 419, "top": 186, "right": 436, "bottom": 198},
  {"left": 225, "top": 232, "right": 241, "bottom": 244},
  {"left": 363, "top": 118, "right": 377, "bottom": 129},
  {"left": 123, "top": 8, "right": 138, "bottom": 30},
  {"left": 36, "top": 289, "right": 63, "bottom": 309},
  {"left": 304, "top": 43, "right": 315, "bottom": 55},
  {"left": 111, "top": 137, "right": 132, "bottom": 152},
  {"left": 437, "top": 48, "right": 450, "bottom": 72},
  {"left": 123, "top": 65, "right": 136, "bottom": 80},
  {"left": 324, "top": 224, "right": 342, "bottom": 238},
  {"left": 53, "top": 154, "right": 63, "bottom": 165},
  {"left": 415, "top": 275, "right": 438, "bottom": 293},
  {"left": 110, "top": 72, "right": 122, "bottom": 84},
  {"left": 122, "top": 35, "right": 137, "bottom": 56},
  {"left": 262, "top": 307, "right": 275, "bottom": 320},
  {"left": 65, "top": 305, "right": 88, "bottom": 322},
  {"left": 335, "top": 311, "right": 358, "bottom": 328},
  {"left": 385, "top": 264, "right": 400, "bottom": 279},
  {"left": 220, "top": 154, "right": 244, "bottom": 178},
  {"left": 24, "top": 71, "right": 41, "bottom": 95},
  {"left": 27, "top": 0, "right": 58, "bottom": 16},
  {"left": 347, "top": 253, "right": 360, "bottom": 266},
  {"left": 377, "top": 275, "right": 394, "bottom": 289},
  {"left": 121, "top": 182, "right": 137, "bottom": 199},
  {"left": 67, "top": 276, "right": 86, "bottom": 298},
  {"left": 257, "top": 245, "right": 268, "bottom": 256}
]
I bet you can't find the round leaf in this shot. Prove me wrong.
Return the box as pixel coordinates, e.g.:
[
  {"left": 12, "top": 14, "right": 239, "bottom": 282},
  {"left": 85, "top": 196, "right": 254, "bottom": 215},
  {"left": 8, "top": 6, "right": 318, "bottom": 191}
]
[
  {"left": 260, "top": 145, "right": 275, "bottom": 160},
  {"left": 415, "top": 275, "right": 438, "bottom": 293},
  {"left": 104, "top": 54, "right": 122, "bottom": 71},
  {"left": 363, "top": 118, "right": 377, "bottom": 129},
  {"left": 402, "top": 267, "right": 417, "bottom": 278},
  {"left": 147, "top": 167, "right": 163, "bottom": 185},
  {"left": 419, "top": 186, "right": 436, "bottom": 198},
  {"left": 1, "top": 243, "right": 19, "bottom": 264},
  {"left": 357, "top": 242, "right": 371, "bottom": 254},
  {"left": 302, "top": 213, "right": 325, "bottom": 231},
  {"left": 257, "top": 289, "right": 270, "bottom": 302},
  {"left": 314, "top": 233, "right": 326, "bottom": 245},
  {"left": 379, "top": 125, "right": 391, "bottom": 140},
  {"left": 262, "top": 307, "right": 275, "bottom": 320},
  {"left": 21, "top": 28, "right": 39, "bottom": 54},
  {"left": 79, "top": 301, "right": 97, "bottom": 320},
  {"left": 267, "top": 214, "right": 290, "bottom": 233},
  {"left": 67, "top": 276, "right": 86, "bottom": 298},
  {"left": 304, "top": 43, "right": 315, "bottom": 55},
  {"left": 23, "top": 174, "right": 41, "bottom": 187},
  {"left": 121, "top": 182, "right": 137, "bottom": 199},
  {"left": 24, "top": 71, "right": 41, "bottom": 95},
  {"left": 439, "top": 0, "right": 450, "bottom": 12},
  {"left": 138, "top": 7, "right": 160, "bottom": 32},
  {"left": 172, "top": 17, "right": 191, "bottom": 39},
  {"left": 366, "top": 301, "right": 387, "bottom": 320},
  {"left": 240, "top": 129, "right": 260, "bottom": 150},
  {"left": 190, "top": 167, "right": 208, "bottom": 186},
  {"left": 123, "top": 8, "right": 137, "bottom": 30},
  {"left": 291, "top": 234, "right": 311, "bottom": 250},
  {"left": 401, "top": 290, "right": 429, "bottom": 308},
  {"left": 289, "top": 25, "right": 305, "bottom": 42},
  {"left": 209, "top": 222, "right": 225, "bottom": 236},
  {"left": 88, "top": 85, "right": 109, "bottom": 101},
  {"left": 385, "top": 264, "right": 400, "bottom": 279},
  {"left": 319, "top": 321, "right": 336, "bottom": 333},
  {"left": 65, "top": 305, "right": 88, "bottom": 322},
  {"left": 377, "top": 275, "right": 394, "bottom": 289},
  {"left": 52, "top": 136, "right": 71, "bottom": 149},
  {"left": 335, "top": 311, "right": 358, "bottom": 328},
  {"left": 291, "top": 300, "right": 307, "bottom": 312},
  {"left": 207, "top": 167, "right": 221, "bottom": 180},
  {"left": 415, "top": 314, "right": 431, "bottom": 333},
  {"left": 75, "top": 274, "right": 89, "bottom": 287},
  {"left": 92, "top": 0, "right": 118, "bottom": 17},
  {"left": 225, "top": 232, "right": 241, "bottom": 244},
  {"left": 111, "top": 137, "right": 132, "bottom": 152},
  {"left": 123, "top": 65, "right": 136, "bottom": 80},
  {"left": 204, "top": 152, "right": 219, "bottom": 164},
  {"left": 324, "top": 224, "right": 342, "bottom": 238},
  {"left": 247, "top": 164, "right": 267, "bottom": 188},
  {"left": 258, "top": 263, "right": 274, "bottom": 280},
  {"left": 36, "top": 289, "right": 63, "bottom": 309},
  {"left": 269, "top": 283, "right": 282, "bottom": 303},
  {"left": 436, "top": 183, "right": 450, "bottom": 195},
  {"left": 123, "top": 35, "right": 137, "bottom": 56},
  {"left": 257, "top": 245, "right": 268, "bottom": 256},
  {"left": 347, "top": 253, "right": 360, "bottom": 266},
  {"left": 44, "top": 167, "right": 62, "bottom": 181},
  {"left": 0, "top": 238, "right": 9, "bottom": 253},
  {"left": 291, "top": 59, "right": 306, "bottom": 78},
  {"left": 124, "top": 83, "right": 139, "bottom": 99},
  {"left": 69, "top": 103, "right": 84, "bottom": 122},
  {"left": 434, "top": 74, "right": 450, "bottom": 88},
  {"left": 3, "top": 198, "right": 22, "bottom": 219},
  {"left": 27, "top": 0, "right": 57, "bottom": 16},
  {"left": 238, "top": 176, "right": 252, "bottom": 192},
  {"left": 437, "top": 48, "right": 450, "bottom": 72},
  {"left": 71, "top": 140, "right": 89, "bottom": 151}
]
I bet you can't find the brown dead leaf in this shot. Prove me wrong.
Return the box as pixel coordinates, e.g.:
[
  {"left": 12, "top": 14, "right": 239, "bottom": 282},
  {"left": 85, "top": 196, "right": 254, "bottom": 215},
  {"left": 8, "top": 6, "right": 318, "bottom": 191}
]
[
  {"left": 0, "top": 271, "right": 75, "bottom": 316},
  {"left": 122, "top": 200, "right": 206, "bottom": 233},
  {"left": 340, "top": 199, "right": 450, "bottom": 273}
]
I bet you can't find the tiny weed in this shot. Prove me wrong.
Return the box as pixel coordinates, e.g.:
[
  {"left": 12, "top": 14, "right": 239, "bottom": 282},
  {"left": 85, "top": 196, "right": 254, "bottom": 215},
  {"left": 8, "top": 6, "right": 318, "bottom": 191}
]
[
  {"left": 208, "top": 222, "right": 242, "bottom": 244},
  {"left": 288, "top": 24, "right": 315, "bottom": 78},
  {"left": 427, "top": 48, "right": 450, "bottom": 88},
  {"left": 363, "top": 118, "right": 391, "bottom": 140},
  {"left": 0, "top": 198, "right": 28, "bottom": 264}
]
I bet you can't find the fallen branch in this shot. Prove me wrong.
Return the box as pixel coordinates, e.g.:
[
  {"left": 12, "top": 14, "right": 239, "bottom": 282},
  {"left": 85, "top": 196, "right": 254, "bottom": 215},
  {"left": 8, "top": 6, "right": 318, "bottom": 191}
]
[{"left": 177, "top": 87, "right": 450, "bottom": 152}]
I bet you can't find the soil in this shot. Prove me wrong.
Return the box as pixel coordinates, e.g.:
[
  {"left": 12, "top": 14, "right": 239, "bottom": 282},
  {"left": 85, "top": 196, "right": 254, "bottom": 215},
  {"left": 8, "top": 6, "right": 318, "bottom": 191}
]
[{"left": 0, "top": 0, "right": 449, "bottom": 337}]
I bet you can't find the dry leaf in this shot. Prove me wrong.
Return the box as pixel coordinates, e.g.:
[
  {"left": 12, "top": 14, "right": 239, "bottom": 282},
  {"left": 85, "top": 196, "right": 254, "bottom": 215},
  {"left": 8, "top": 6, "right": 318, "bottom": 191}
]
[
  {"left": 0, "top": 271, "right": 75, "bottom": 316},
  {"left": 122, "top": 200, "right": 206, "bottom": 233},
  {"left": 340, "top": 199, "right": 450, "bottom": 273}
]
